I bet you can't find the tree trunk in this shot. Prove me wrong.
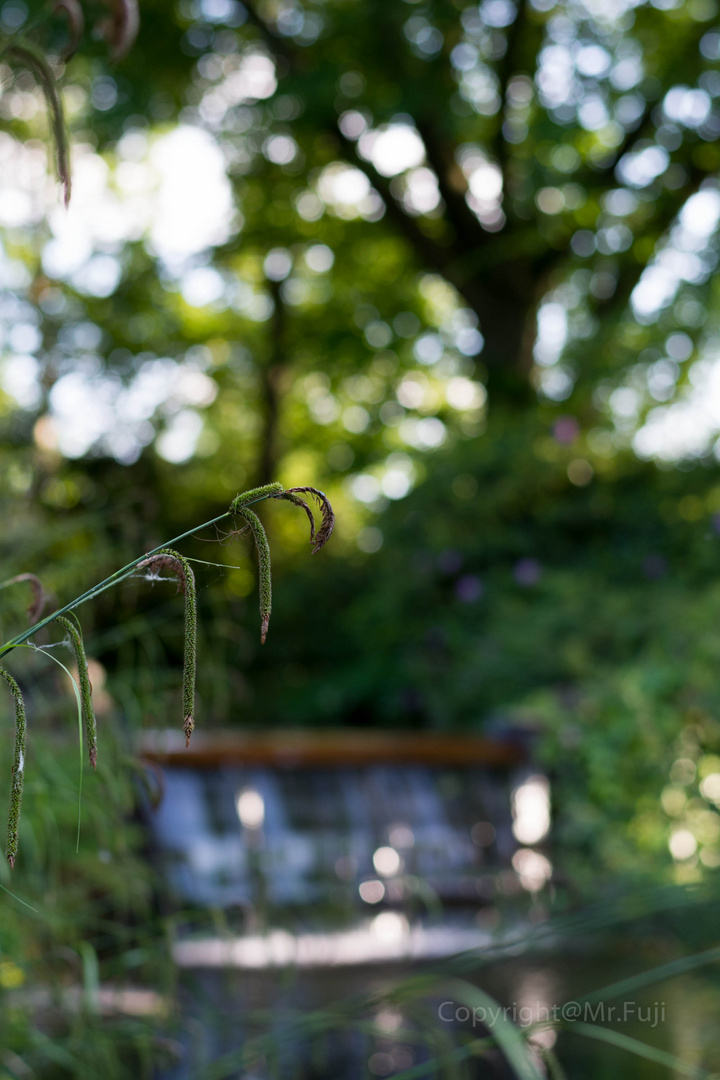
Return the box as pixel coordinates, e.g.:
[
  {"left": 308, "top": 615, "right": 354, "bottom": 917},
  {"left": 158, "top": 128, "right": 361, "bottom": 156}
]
[
  {"left": 464, "top": 287, "right": 538, "bottom": 408},
  {"left": 255, "top": 279, "right": 285, "bottom": 486}
]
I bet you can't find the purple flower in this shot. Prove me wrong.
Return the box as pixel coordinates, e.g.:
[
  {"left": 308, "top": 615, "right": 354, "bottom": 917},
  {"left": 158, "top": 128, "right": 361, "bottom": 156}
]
[
  {"left": 455, "top": 575, "right": 484, "bottom": 603},
  {"left": 514, "top": 558, "right": 542, "bottom": 586},
  {"left": 553, "top": 416, "right": 579, "bottom": 444}
]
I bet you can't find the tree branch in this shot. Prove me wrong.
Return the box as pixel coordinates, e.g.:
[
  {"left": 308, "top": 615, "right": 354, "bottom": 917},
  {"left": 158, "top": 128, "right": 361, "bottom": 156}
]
[
  {"left": 590, "top": 165, "right": 706, "bottom": 324},
  {"left": 491, "top": 0, "right": 531, "bottom": 192},
  {"left": 413, "top": 115, "right": 493, "bottom": 251}
]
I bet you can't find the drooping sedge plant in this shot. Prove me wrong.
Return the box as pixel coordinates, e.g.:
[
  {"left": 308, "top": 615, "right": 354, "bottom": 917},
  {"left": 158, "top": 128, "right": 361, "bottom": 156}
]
[
  {"left": 2, "top": 37, "right": 71, "bottom": 201},
  {"left": 0, "top": 483, "right": 334, "bottom": 867},
  {"left": 230, "top": 483, "right": 335, "bottom": 644},
  {"left": 0, "top": 0, "right": 141, "bottom": 207}
]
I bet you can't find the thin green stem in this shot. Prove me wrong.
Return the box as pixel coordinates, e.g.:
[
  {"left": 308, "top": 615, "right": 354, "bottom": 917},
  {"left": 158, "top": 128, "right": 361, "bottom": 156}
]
[
  {"left": 55, "top": 614, "right": 97, "bottom": 768},
  {"left": 13, "top": 643, "right": 85, "bottom": 855},
  {"left": 38, "top": 648, "right": 85, "bottom": 854},
  {"left": 183, "top": 557, "right": 250, "bottom": 571},
  {"left": 0, "top": 880, "right": 39, "bottom": 912}
]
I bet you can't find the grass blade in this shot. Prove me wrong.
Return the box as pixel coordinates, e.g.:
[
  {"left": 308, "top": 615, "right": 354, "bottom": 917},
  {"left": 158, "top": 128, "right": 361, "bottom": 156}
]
[
  {"left": 581, "top": 944, "right": 720, "bottom": 1005},
  {"left": 444, "top": 979, "right": 544, "bottom": 1080},
  {"left": 569, "top": 1022, "right": 713, "bottom": 1079},
  {"left": 22, "top": 644, "right": 84, "bottom": 853},
  {"left": 55, "top": 614, "right": 97, "bottom": 768}
]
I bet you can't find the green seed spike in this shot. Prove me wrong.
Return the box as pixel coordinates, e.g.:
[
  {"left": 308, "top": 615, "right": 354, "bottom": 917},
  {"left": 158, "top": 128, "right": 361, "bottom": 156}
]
[
  {"left": 55, "top": 614, "right": 97, "bottom": 769},
  {"left": 230, "top": 482, "right": 284, "bottom": 516},
  {"left": 1, "top": 669, "right": 27, "bottom": 869},
  {"left": 136, "top": 549, "right": 197, "bottom": 747},
  {"left": 238, "top": 509, "right": 272, "bottom": 644},
  {"left": 6, "top": 40, "right": 71, "bottom": 205}
]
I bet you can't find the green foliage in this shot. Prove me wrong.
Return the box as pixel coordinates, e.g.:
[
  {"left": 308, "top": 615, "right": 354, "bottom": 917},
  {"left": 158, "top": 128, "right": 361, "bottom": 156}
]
[{"left": 0, "top": 730, "right": 167, "bottom": 1080}]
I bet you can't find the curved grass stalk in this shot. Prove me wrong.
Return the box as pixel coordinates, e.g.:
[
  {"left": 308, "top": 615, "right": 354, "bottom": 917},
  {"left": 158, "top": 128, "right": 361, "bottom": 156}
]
[
  {"left": 55, "top": 613, "right": 97, "bottom": 768},
  {"left": 566, "top": 1022, "right": 712, "bottom": 1079},
  {"left": 8, "top": 642, "right": 86, "bottom": 862},
  {"left": 443, "top": 979, "right": 543, "bottom": 1080},
  {"left": 30, "top": 646, "right": 85, "bottom": 855},
  {"left": 4, "top": 39, "right": 70, "bottom": 204},
  {"left": 0, "top": 879, "right": 39, "bottom": 912}
]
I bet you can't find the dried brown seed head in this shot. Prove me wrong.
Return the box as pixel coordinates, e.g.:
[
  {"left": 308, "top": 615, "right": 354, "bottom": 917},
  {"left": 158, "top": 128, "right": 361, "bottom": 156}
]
[
  {"left": 282, "top": 487, "right": 335, "bottom": 553},
  {"left": 54, "top": 0, "right": 84, "bottom": 60}
]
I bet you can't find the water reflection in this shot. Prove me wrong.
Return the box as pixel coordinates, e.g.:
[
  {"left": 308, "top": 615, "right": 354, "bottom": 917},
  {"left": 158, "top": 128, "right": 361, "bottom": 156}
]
[
  {"left": 512, "top": 774, "right": 551, "bottom": 845},
  {"left": 172, "top": 918, "right": 496, "bottom": 969}
]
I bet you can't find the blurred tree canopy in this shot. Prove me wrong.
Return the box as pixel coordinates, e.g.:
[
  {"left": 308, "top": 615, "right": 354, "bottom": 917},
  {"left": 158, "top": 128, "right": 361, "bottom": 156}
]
[{"left": 1, "top": 0, "right": 720, "bottom": 886}]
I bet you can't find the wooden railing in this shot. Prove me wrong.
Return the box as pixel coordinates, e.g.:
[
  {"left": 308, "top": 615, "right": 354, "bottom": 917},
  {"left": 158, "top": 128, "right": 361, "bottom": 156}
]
[{"left": 139, "top": 729, "right": 526, "bottom": 769}]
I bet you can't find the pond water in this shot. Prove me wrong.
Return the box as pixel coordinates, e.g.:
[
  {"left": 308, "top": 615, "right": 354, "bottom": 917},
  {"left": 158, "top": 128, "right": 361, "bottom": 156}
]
[
  {"left": 144, "top": 753, "right": 720, "bottom": 1078},
  {"left": 160, "top": 942, "right": 720, "bottom": 1079}
]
